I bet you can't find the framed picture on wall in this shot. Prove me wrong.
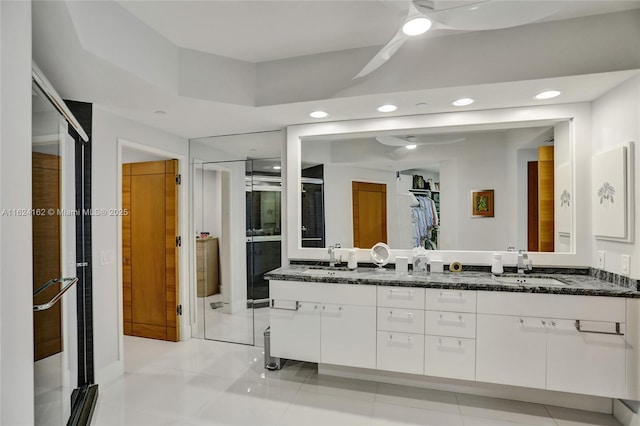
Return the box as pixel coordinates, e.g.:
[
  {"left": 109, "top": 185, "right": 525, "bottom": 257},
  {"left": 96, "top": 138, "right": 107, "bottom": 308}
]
[
  {"left": 592, "top": 141, "right": 635, "bottom": 242},
  {"left": 471, "top": 189, "right": 494, "bottom": 218}
]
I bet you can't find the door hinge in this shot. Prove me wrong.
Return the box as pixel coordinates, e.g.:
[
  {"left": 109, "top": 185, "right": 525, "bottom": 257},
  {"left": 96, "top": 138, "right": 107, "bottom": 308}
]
[
  {"left": 175, "top": 174, "right": 181, "bottom": 185},
  {"left": 177, "top": 305, "right": 183, "bottom": 316},
  {"left": 176, "top": 236, "right": 181, "bottom": 247}
]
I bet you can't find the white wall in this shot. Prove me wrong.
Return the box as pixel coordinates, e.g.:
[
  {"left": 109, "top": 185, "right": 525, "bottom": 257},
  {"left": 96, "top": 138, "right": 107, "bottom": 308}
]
[
  {"left": 591, "top": 75, "right": 640, "bottom": 278},
  {"left": 193, "top": 168, "right": 222, "bottom": 237},
  {"left": 92, "top": 107, "right": 188, "bottom": 384},
  {"left": 439, "top": 136, "right": 513, "bottom": 251},
  {"left": 122, "top": 147, "right": 168, "bottom": 163},
  {"left": 0, "top": 1, "right": 33, "bottom": 424}
]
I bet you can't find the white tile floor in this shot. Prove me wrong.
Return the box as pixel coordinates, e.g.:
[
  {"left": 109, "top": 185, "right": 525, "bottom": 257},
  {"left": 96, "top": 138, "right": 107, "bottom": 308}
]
[{"left": 93, "top": 336, "right": 623, "bottom": 426}]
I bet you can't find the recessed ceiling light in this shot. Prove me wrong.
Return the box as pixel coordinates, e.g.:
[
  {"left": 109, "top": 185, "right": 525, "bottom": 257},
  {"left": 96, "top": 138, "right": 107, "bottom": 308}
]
[
  {"left": 377, "top": 104, "right": 397, "bottom": 113},
  {"left": 402, "top": 17, "right": 432, "bottom": 36},
  {"left": 406, "top": 144, "right": 418, "bottom": 150},
  {"left": 535, "top": 90, "right": 561, "bottom": 100},
  {"left": 272, "top": 165, "right": 281, "bottom": 170},
  {"left": 154, "top": 110, "right": 167, "bottom": 115},
  {"left": 309, "top": 110, "right": 328, "bottom": 118},
  {"left": 452, "top": 98, "right": 474, "bottom": 107}
]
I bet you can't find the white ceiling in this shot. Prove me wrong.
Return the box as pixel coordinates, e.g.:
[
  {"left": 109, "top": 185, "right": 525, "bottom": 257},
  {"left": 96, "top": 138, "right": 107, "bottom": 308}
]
[
  {"left": 117, "top": 0, "right": 640, "bottom": 62},
  {"left": 32, "top": 1, "right": 640, "bottom": 140}
]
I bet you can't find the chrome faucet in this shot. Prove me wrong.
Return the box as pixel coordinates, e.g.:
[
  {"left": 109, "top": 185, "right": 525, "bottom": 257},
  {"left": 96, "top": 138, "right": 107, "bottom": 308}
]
[
  {"left": 328, "top": 243, "right": 341, "bottom": 267},
  {"left": 517, "top": 250, "right": 533, "bottom": 274}
]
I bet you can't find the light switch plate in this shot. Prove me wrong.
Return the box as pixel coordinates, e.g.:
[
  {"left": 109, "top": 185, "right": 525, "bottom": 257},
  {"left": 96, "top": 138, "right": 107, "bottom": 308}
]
[
  {"left": 621, "top": 255, "right": 630, "bottom": 276},
  {"left": 597, "top": 251, "right": 605, "bottom": 269}
]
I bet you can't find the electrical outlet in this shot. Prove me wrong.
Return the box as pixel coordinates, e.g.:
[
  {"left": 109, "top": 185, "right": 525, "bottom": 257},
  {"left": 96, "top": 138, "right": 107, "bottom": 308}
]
[
  {"left": 100, "top": 249, "right": 115, "bottom": 266},
  {"left": 621, "top": 255, "right": 631, "bottom": 276},
  {"left": 597, "top": 251, "right": 605, "bottom": 269}
]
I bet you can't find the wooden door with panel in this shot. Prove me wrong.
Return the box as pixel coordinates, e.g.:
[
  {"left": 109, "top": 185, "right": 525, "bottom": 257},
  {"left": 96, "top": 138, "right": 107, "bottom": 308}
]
[{"left": 122, "top": 159, "right": 180, "bottom": 341}]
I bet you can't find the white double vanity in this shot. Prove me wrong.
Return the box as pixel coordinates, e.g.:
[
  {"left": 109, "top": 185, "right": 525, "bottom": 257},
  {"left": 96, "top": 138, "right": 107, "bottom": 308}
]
[{"left": 267, "top": 268, "right": 640, "bottom": 407}]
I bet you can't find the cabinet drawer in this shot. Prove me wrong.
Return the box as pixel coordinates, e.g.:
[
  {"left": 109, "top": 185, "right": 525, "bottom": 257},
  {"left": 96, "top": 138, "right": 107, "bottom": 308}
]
[
  {"left": 477, "top": 292, "right": 625, "bottom": 322},
  {"left": 426, "top": 289, "right": 476, "bottom": 313},
  {"left": 270, "top": 280, "right": 376, "bottom": 306},
  {"left": 377, "top": 307, "right": 425, "bottom": 334},
  {"left": 425, "top": 336, "right": 475, "bottom": 381},
  {"left": 377, "top": 286, "right": 425, "bottom": 309},
  {"left": 425, "top": 311, "right": 476, "bottom": 339},
  {"left": 377, "top": 331, "right": 424, "bottom": 375}
]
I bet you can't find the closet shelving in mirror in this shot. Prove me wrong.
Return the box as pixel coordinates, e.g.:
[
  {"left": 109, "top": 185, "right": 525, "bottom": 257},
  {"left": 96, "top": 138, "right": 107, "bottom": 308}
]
[{"left": 409, "top": 188, "right": 440, "bottom": 250}]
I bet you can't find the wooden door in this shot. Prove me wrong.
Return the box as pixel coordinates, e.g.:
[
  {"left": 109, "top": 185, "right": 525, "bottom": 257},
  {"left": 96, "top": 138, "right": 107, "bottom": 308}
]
[
  {"left": 538, "top": 146, "right": 554, "bottom": 252},
  {"left": 33, "top": 152, "right": 62, "bottom": 361},
  {"left": 352, "top": 181, "right": 387, "bottom": 248},
  {"left": 123, "top": 160, "right": 180, "bottom": 341},
  {"left": 527, "top": 161, "right": 539, "bottom": 252}
]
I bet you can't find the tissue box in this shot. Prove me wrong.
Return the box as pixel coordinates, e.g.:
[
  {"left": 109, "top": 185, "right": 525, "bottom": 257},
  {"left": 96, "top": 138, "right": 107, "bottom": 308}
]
[
  {"left": 430, "top": 259, "right": 444, "bottom": 273},
  {"left": 395, "top": 256, "right": 408, "bottom": 275}
]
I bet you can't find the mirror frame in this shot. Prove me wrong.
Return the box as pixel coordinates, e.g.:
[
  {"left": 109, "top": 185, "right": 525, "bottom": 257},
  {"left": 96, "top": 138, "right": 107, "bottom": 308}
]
[{"left": 286, "top": 103, "right": 592, "bottom": 267}]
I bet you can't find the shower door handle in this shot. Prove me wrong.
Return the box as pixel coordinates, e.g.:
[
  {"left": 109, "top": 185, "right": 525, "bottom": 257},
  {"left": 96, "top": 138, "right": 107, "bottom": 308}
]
[{"left": 33, "top": 277, "right": 79, "bottom": 311}]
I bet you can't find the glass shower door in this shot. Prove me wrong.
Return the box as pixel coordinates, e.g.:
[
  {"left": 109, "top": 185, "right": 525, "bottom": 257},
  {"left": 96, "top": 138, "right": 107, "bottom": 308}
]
[{"left": 32, "top": 83, "right": 79, "bottom": 425}]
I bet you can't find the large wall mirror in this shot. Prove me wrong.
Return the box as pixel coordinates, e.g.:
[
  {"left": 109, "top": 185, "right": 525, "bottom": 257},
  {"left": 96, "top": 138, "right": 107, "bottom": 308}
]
[
  {"left": 300, "top": 120, "right": 572, "bottom": 253},
  {"left": 287, "top": 104, "right": 591, "bottom": 265}
]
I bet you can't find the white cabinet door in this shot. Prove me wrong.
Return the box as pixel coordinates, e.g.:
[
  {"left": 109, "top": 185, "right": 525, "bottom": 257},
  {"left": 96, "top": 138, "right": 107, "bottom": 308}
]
[
  {"left": 270, "top": 300, "right": 321, "bottom": 362},
  {"left": 377, "top": 331, "right": 424, "bottom": 375},
  {"left": 425, "top": 336, "right": 476, "bottom": 381},
  {"left": 321, "top": 304, "right": 376, "bottom": 368},
  {"left": 547, "top": 319, "right": 626, "bottom": 398},
  {"left": 476, "top": 314, "right": 547, "bottom": 389}
]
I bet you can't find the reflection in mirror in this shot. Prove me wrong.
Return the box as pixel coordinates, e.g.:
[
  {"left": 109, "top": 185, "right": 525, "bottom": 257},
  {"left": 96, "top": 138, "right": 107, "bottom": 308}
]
[
  {"left": 300, "top": 120, "right": 572, "bottom": 253},
  {"left": 192, "top": 158, "right": 281, "bottom": 347}
]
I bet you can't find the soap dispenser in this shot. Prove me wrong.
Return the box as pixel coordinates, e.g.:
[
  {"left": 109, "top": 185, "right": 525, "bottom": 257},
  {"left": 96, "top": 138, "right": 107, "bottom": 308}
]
[
  {"left": 347, "top": 249, "right": 358, "bottom": 270},
  {"left": 491, "top": 253, "right": 504, "bottom": 275}
]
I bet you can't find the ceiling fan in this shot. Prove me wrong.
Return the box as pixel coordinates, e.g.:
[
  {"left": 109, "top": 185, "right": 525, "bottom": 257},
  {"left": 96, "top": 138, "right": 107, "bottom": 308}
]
[
  {"left": 354, "top": 0, "right": 559, "bottom": 79},
  {"left": 377, "top": 134, "right": 465, "bottom": 160}
]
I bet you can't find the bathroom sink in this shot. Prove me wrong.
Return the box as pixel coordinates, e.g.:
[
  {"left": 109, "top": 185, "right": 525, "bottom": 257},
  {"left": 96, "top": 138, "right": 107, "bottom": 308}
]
[
  {"left": 493, "top": 276, "right": 568, "bottom": 286},
  {"left": 303, "top": 268, "right": 354, "bottom": 277}
]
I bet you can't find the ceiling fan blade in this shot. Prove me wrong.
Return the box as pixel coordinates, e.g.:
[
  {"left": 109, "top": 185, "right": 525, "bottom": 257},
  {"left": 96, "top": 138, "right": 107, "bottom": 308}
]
[
  {"left": 389, "top": 146, "right": 411, "bottom": 161},
  {"left": 376, "top": 135, "right": 412, "bottom": 147},
  {"left": 354, "top": 1, "right": 428, "bottom": 79},
  {"left": 353, "top": 28, "right": 409, "bottom": 79},
  {"left": 419, "top": 136, "right": 466, "bottom": 145},
  {"left": 424, "top": 0, "right": 558, "bottom": 31}
]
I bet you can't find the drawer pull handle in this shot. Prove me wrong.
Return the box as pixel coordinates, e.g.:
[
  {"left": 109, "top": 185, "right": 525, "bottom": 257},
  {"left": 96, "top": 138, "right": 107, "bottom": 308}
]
[
  {"left": 388, "top": 311, "right": 413, "bottom": 320},
  {"left": 270, "top": 300, "right": 299, "bottom": 311},
  {"left": 438, "top": 314, "right": 464, "bottom": 323},
  {"left": 388, "top": 289, "right": 414, "bottom": 297},
  {"left": 438, "top": 338, "right": 463, "bottom": 348},
  {"left": 574, "top": 320, "right": 624, "bottom": 336},
  {"left": 439, "top": 291, "right": 463, "bottom": 301},
  {"left": 389, "top": 334, "right": 413, "bottom": 344}
]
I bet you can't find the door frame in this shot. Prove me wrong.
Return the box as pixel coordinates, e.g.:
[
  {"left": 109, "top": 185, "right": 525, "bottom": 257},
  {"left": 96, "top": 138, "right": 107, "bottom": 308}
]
[{"left": 116, "top": 138, "right": 189, "bottom": 359}]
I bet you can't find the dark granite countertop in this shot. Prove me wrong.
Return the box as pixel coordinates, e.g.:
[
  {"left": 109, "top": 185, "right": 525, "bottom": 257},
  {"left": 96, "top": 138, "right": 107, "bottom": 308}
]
[{"left": 265, "top": 265, "right": 640, "bottom": 298}]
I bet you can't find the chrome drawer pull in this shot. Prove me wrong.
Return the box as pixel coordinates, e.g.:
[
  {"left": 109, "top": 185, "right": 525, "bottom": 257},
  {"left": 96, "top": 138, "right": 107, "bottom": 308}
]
[
  {"left": 270, "top": 300, "right": 299, "bottom": 311},
  {"left": 438, "top": 314, "right": 464, "bottom": 323},
  {"left": 388, "top": 289, "right": 414, "bottom": 297},
  {"left": 388, "top": 311, "right": 413, "bottom": 320},
  {"left": 438, "top": 338, "right": 463, "bottom": 348},
  {"left": 389, "top": 334, "right": 413, "bottom": 344},
  {"left": 574, "top": 320, "right": 624, "bottom": 336},
  {"left": 439, "top": 291, "right": 463, "bottom": 300}
]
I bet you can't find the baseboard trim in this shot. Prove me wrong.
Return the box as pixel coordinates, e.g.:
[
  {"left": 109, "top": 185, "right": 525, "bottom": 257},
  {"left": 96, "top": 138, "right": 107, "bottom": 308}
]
[
  {"left": 614, "top": 399, "right": 640, "bottom": 426},
  {"left": 318, "top": 364, "right": 613, "bottom": 414}
]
